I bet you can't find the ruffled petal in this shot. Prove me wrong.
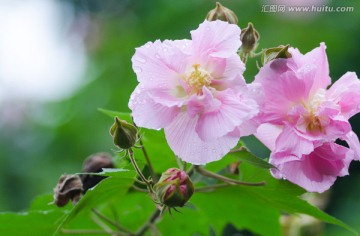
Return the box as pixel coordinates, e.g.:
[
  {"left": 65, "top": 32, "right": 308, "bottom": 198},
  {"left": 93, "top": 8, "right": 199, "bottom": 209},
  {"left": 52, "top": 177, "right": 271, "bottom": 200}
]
[
  {"left": 327, "top": 72, "right": 360, "bottom": 119},
  {"left": 164, "top": 112, "right": 240, "bottom": 165},
  {"left": 132, "top": 40, "right": 188, "bottom": 88},
  {"left": 194, "top": 88, "right": 258, "bottom": 141},
  {"left": 289, "top": 43, "right": 331, "bottom": 94},
  {"left": 129, "top": 85, "right": 181, "bottom": 129},
  {"left": 191, "top": 20, "right": 241, "bottom": 59},
  {"left": 274, "top": 126, "right": 314, "bottom": 157},
  {"left": 270, "top": 142, "right": 352, "bottom": 193},
  {"left": 255, "top": 123, "right": 283, "bottom": 151},
  {"left": 343, "top": 131, "right": 360, "bottom": 161}
]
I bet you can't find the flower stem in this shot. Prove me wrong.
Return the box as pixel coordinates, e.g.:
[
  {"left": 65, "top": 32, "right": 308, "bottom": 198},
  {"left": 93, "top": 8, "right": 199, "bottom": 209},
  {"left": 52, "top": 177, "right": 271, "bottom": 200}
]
[
  {"left": 128, "top": 149, "right": 152, "bottom": 186},
  {"left": 138, "top": 137, "right": 158, "bottom": 183},
  {"left": 92, "top": 208, "right": 132, "bottom": 234},
  {"left": 134, "top": 209, "right": 161, "bottom": 236},
  {"left": 194, "top": 166, "right": 265, "bottom": 186},
  {"left": 195, "top": 183, "right": 230, "bottom": 192}
]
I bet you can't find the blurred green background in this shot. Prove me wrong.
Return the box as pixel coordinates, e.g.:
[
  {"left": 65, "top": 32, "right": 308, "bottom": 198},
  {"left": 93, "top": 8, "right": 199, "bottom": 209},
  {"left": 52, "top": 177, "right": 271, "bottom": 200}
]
[{"left": 0, "top": 0, "right": 359, "bottom": 235}]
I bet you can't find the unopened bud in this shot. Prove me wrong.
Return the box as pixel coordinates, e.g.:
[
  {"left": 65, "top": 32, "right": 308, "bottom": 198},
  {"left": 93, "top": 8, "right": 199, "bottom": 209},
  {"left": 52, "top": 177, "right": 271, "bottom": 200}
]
[
  {"left": 153, "top": 168, "right": 194, "bottom": 208},
  {"left": 53, "top": 174, "right": 83, "bottom": 207},
  {"left": 261, "top": 45, "right": 292, "bottom": 65},
  {"left": 206, "top": 2, "right": 238, "bottom": 25},
  {"left": 81, "top": 153, "right": 114, "bottom": 192},
  {"left": 110, "top": 117, "right": 138, "bottom": 149},
  {"left": 240, "top": 22, "right": 260, "bottom": 54}
]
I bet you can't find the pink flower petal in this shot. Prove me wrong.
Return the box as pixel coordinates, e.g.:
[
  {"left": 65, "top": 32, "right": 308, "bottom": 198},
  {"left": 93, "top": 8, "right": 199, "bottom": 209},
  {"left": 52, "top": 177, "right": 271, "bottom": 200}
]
[
  {"left": 343, "top": 131, "right": 360, "bottom": 161},
  {"left": 194, "top": 89, "right": 259, "bottom": 141},
  {"left": 274, "top": 126, "right": 314, "bottom": 157},
  {"left": 132, "top": 40, "right": 188, "bottom": 88},
  {"left": 164, "top": 112, "right": 240, "bottom": 164},
  {"left": 327, "top": 72, "right": 360, "bottom": 119},
  {"left": 191, "top": 20, "right": 241, "bottom": 60},
  {"left": 129, "top": 85, "right": 180, "bottom": 129},
  {"left": 255, "top": 123, "right": 283, "bottom": 151},
  {"left": 289, "top": 43, "right": 331, "bottom": 94},
  {"left": 271, "top": 142, "right": 352, "bottom": 193}
]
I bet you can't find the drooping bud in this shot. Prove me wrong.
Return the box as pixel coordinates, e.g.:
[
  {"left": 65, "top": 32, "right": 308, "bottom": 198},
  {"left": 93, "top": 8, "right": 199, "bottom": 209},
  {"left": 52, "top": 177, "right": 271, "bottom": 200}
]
[
  {"left": 80, "top": 153, "right": 115, "bottom": 192},
  {"left": 53, "top": 174, "right": 83, "bottom": 207},
  {"left": 206, "top": 2, "right": 238, "bottom": 25},
  {"left": 240, "top": 22, "right": 260, "bottom": 54},
  {"left": 110, "top": 117, "right": 138, "bottom": 149},
  {"left": 261, "top": 45, "right": 292, "bottom": 65},
  {"left": 153, "top": 168, "right": 194, "bottom": 208}
]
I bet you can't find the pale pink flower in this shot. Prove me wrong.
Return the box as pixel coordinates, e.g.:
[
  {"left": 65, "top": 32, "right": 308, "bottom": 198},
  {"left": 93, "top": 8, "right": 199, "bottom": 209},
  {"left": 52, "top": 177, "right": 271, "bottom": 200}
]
[
  {"left": 254, "top": 43, "right": 360, "bottom": 192},
  {"left": 129, "top": 20, "right": 260, "bottom": 164}
]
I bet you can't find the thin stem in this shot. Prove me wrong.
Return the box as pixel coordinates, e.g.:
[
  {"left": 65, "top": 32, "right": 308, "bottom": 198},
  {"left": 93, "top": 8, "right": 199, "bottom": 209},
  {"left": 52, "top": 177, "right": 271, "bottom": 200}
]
[
  {"left": 91, "top": 214, "right": 118, "bottom": 236},
  {"left": 195, "top": 166, "right": 266, "bottom": 187},
  {"left": 134, "top": 209, "right": 161, "bottom": 236},
  {"left": 139, "top": 138, "right": 158, "bottom": 183},
  {"left": 186, "top": 165, "right": 195, "bottom": 176},
  {"left": 195, "top": 183, "right": 230, "bottom": 192},
  {"left": 92, "top": 209, "right": 132, "bottom": 234},
  {"left": 128, "top": 149, "right": 152, "bottom": 186},
  {"left": 229, "top": 146, "right": 247, "bottom": 153}
]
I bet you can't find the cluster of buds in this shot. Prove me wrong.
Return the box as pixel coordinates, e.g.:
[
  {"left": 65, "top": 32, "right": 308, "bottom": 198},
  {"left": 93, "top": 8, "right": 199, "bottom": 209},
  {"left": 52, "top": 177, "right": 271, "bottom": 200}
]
[
  {"left": 206, "top": 2, "right": 260, "bottom": 57},
  {"left": 110, "top": 117, "right": 138, "bottom": 150},
  {"left": 53, "top": 153, "right": 114, "bottom": 207},
  {"left": 153, "top": 168, "right": 194, "bottom": 208}
]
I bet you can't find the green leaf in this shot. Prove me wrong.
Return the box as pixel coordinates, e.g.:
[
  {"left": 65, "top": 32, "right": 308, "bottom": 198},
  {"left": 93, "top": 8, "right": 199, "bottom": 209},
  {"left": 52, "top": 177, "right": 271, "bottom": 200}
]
[
  {"left": 53, "top": 169, "right": 136, "bottom": 235},
  {"left": 0, "top": 210, "right": 66, "bottom": 236},
  {"left": 98, "top": 108, "right": 132, "bottom": 123},
  {"left": 206, "top": 149, "right": 273, "bottom": 173}
]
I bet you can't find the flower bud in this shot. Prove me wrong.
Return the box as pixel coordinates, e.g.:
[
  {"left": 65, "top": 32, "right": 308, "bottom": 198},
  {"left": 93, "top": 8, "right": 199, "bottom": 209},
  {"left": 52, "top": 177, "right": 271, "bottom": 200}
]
[
  {"left": 80, "top": 153, "right": 114, "bottom": 192},
  {"left": 206, "top": 2, "right": 238, "bottom": 25},
  {"left": 240, "top": 22, "right": 260, "bottom": 54},
  {"left": 153, "top": 168, "right": 194, "bottom": 208},
  {"left": 261, "top": 45, "right": 292, "bottom": 65},
  {"left": 53, "top": 174, "right": 83, "bottom": 207},
  {"left": 110, "top": 117, "right": 138, "bottom": 149}
]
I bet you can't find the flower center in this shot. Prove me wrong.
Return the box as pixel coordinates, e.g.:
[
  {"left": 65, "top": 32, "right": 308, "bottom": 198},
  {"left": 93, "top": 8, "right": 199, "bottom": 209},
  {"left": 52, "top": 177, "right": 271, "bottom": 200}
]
[
  {"left": 302, "top": 89, "right": 326, "bottom": 134},
  {"left": 184, "top": 64, "right": 211, "bottom": 95}
]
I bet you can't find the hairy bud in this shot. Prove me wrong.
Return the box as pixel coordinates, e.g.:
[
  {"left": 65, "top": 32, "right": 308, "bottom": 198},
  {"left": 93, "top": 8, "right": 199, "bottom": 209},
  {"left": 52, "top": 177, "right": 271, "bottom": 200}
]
[
  {"left": 240, "top": 22, "right": 260, "bottom": 54},
  {"left": 110, "top": 117, "right": 138, "bottom": 149},
  {"left": 53, "top": 174, "right": 83, "bottom": 207},
  {"left": 153, "top": 168, "right": 194, "bottom": 208},
  {"left": 80, "top": 153, "right": 114, "bottom": 192},
  {"left": 261, "top": 45, "right": 292, "bottom": 65},
  {"left": 206, "top": 2, "right": 238, "bottom": 25}
]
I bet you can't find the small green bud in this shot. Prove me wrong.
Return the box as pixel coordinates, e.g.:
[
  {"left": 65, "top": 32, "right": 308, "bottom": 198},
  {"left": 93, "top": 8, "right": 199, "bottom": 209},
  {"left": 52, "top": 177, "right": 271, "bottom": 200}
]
[
  {"left": 153, "top": 168, "right": 194, "bottom": 208},
  {"left": 110, "top": 117, "right": 138, "bottom": 149},
  {"left": 261, "top": 45, "right": 292, "bottom": 65},
  {"left": 240, "top": 22, "right": 260, "bottom": 54},
  {"left": 206, "top": 2, "right": 238, "bottom": 25}
]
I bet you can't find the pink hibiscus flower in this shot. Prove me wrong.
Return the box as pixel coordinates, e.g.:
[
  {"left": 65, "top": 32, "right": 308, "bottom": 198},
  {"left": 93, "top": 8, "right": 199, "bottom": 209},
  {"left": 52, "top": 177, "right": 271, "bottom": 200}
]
[
  {"left": 129, "top": 20, "right": 260, "bottom": 164},
  {"left": 254, "top": 43, "right": 360, "bottom": 192}
]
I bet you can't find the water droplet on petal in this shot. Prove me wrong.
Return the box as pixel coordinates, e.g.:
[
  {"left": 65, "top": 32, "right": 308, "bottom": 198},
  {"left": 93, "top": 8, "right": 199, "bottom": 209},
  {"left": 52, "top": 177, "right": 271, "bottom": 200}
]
[
  {"left": 136, "top": 56, "right": 147, "bottom": 63},
  {"left": 134, "top": 66, "right": 142, "bottom": 73}
]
